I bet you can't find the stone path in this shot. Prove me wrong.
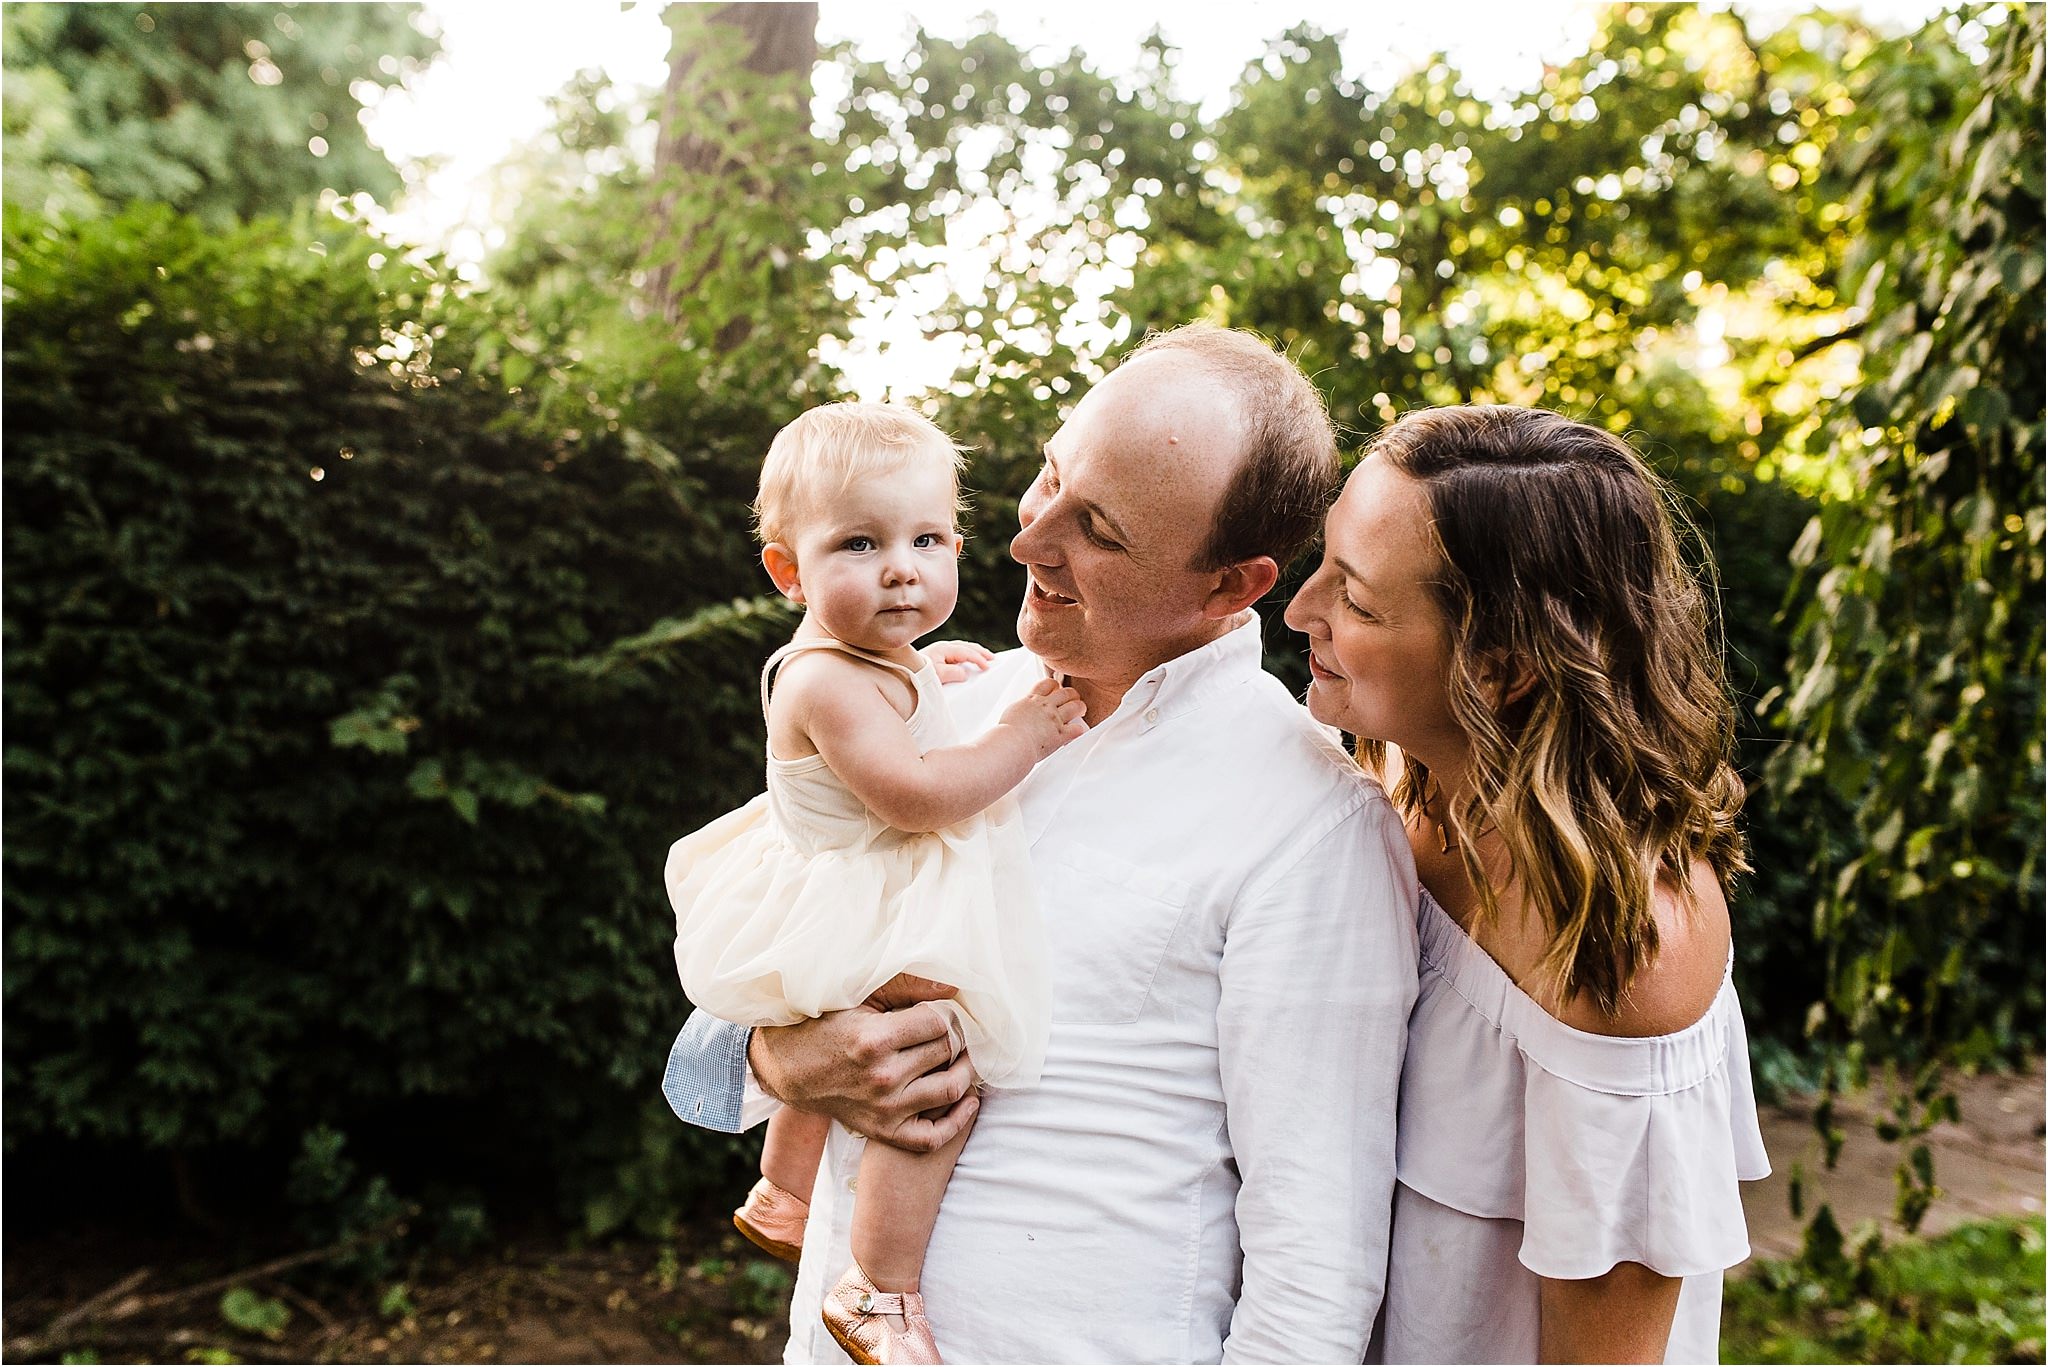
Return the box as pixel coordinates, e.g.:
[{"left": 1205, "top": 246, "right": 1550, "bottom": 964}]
[{"left": 1741, "top": 1059, "right": 2045, "bottom": 1263}]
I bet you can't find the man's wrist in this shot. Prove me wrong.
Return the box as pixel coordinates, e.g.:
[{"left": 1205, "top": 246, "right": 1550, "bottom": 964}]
[{"left": 744, "top": 1024, "right": 781, "bottom": 1103}]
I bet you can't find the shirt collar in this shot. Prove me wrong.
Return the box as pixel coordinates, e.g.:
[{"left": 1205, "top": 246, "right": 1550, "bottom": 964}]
[{"left": 1098, "top": 609, "right": 1269, "bottom": 728}]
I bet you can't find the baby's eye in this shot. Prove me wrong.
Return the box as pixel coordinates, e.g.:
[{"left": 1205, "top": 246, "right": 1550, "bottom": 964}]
[
  {"left": 913, "top": 532, "right": 943, "bottom": 549},
  {"left": 844, "top": 536, "right": 875, "bottom": 553}
]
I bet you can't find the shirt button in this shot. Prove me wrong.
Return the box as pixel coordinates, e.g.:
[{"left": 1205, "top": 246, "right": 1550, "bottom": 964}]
[
  {"left": 848, "top": 1176, "right": 858, "bottom": 1193},
  {"left": 1144, "top": 708, "right": 1159, "bottom": 723}
]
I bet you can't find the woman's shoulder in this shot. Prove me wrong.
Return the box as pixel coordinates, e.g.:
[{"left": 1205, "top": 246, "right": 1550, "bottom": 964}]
[{"left": 1552, "top": 861, "right": 1732, "bottom": 1039}]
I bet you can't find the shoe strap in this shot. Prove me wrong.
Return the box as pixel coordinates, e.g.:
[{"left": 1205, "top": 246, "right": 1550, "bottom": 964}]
[{"left": 852, "top": 1286, "right": 923, "bottom": 1317}]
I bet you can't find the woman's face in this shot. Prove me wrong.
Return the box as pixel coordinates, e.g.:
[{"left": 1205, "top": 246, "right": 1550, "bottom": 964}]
[{"left": 1284, "top": 454, "right": 1467, "bottom": 770}]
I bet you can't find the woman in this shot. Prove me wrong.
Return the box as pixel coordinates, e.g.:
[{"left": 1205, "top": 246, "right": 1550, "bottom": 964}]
[{"left": 1285, "top": 407, "right": 1770, "bottom": 1363}]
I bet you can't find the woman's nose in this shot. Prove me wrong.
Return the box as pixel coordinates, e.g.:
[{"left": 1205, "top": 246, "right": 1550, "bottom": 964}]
[{"left": 1283, "top": 575, "right": 1324, "bottom": 636}]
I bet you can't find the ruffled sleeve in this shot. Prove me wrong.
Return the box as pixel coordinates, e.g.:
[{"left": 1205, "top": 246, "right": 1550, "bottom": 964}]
[
  {"left": 1516, "top": 993, "right": 1770, "bottom": 1278},
  {"left": 1400, "top": 893, "right": 1771, "bottom": 1283}
]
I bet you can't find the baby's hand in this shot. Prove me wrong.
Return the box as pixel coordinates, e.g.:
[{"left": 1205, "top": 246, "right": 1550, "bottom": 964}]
[
  {"left": 999, "top": 678, "right": 1088, "bottom": 759},
  {"left": 925, "top": 639, "right": 996, "bottom": 684}
]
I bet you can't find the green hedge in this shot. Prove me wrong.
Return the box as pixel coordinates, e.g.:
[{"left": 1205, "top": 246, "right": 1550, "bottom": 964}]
[{"left": 1, "top": 205, "right": 780, "bottom": 1227}]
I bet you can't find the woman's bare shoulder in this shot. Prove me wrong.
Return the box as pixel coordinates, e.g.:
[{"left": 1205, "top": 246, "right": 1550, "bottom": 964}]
[{"left": 1556, "top": 861, "right": 1732, "bottom": 1039}]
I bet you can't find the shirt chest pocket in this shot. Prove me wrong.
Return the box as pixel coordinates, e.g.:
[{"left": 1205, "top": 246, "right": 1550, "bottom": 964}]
[{"left": 1034, "top": 842, "right": 1194, "bottom": 1025}]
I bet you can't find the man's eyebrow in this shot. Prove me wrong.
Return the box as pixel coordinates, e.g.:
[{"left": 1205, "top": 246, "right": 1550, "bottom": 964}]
[{"left": 1044, "top": 449, "right": 1135, "bottom": 544}]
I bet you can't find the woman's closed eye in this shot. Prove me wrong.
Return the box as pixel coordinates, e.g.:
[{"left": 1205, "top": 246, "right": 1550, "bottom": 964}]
[{"left": 1341, "top": 589, "right": 1377, "bottom": 621}]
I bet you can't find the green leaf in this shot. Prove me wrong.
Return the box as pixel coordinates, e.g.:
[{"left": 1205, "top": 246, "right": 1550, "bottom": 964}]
[
  {"left": 406, "top": 759, "right": 446, "bottom": 799},
  {"left": 377, "top": 1282, "right": 415, "bottom": 1320},
  {"left": 218, "top": 1287, "right": 290, "bottom": 1339}
]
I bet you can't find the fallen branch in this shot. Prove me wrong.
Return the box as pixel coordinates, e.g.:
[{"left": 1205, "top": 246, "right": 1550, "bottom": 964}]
[
  {"left": 274, "top": 1280, "right": 341, "bottom": 1337},
  {"left": 22, "top": 1267, "right": 154, "bottom": 1344},
  {"left": 8, "top": 1208, "right": 415, "bottom": 1357}
]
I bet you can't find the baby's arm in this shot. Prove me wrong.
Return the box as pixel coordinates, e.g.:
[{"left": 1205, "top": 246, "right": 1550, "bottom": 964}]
[{"left": 779, "top": 657, "right": 1084, "bottom": 833}]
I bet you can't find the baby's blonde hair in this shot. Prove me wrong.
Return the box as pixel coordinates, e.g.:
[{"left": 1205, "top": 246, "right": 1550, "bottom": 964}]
[{"left": 753, "top": 402, "right": 968, "bottom": 546}]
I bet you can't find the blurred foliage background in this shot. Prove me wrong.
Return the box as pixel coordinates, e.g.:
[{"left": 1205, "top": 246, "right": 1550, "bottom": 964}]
[{"left": 3, "top": 0, "right": 2040, "bottom": 1265}]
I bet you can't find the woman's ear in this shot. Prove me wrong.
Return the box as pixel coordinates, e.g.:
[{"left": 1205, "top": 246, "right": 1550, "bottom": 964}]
[
  {"left": 762, "top": 543, "right": 804, "bottom": 604},
  {"left": 1477, "top": 648, "right": 1538, "bottom": 707},
  {"left": 1203, "top": 555, "right": 1280, "bottom": 620}
]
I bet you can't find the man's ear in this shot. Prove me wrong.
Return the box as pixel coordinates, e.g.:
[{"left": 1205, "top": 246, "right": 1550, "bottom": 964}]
[
  {"left": 1203, "top": 555, "right": 1280, "bottom": 620},
  {"left": 762, "top": 543, "right": 804, "bottom": 604}
]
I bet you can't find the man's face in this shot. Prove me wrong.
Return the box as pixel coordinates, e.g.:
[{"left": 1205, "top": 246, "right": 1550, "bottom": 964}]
[{"left": 1009, "top": 352, "right": 1246, "bottom": 694}]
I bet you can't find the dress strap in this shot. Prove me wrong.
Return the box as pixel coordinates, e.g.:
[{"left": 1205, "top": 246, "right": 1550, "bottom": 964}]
[{"left": 759, "top": 637, "right": 924, "bottom": 716}]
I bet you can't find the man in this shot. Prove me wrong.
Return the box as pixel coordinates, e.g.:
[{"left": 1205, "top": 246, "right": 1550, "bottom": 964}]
[{"left": 665, "top": 325, "right": 1419, "bottom": 1363}]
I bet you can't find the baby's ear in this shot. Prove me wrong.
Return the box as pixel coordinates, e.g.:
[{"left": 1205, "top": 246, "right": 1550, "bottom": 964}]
[{"left": 762, "top": 543, "right": 804, "bottom": 603}]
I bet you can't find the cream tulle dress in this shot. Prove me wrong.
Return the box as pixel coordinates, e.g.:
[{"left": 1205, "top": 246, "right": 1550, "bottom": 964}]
[{"left": 667, "top": 637, "right": 1050, "bottom": 1089}]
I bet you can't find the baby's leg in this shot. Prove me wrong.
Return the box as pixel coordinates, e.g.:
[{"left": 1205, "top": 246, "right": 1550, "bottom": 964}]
[
  {"left": 762, "top": 1107, "right": 830, "bottom": 1198},
  {"left": 850, "top": 1115, "right": 973, "bottom": 1296},
  {"left": 850, "top": 999, "right": 977, "bottom": 1297}
]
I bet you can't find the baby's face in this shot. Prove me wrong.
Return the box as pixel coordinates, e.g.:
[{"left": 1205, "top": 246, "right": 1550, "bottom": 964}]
[{"left": 782, "top": 463, "right": 962, "bottom": 653}]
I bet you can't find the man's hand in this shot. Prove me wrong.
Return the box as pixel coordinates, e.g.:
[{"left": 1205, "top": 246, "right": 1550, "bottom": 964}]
[
  {"left": 748, "top": 974, "right": 978, "bottom": 1153},
  {"left": 923, "top": 640, "right": 995, "bottom": 685}
]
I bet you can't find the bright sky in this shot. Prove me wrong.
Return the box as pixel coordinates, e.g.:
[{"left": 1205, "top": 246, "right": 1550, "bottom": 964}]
[{"left": 362, "top": 0, "right": 1948, "bottom": 396}]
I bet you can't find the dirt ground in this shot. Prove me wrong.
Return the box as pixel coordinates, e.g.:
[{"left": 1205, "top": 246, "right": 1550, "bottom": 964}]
[
  {"left": 7, "top": 1064, "right": 2042, "bottom": 1365},
  {"left": 4, "top": 1221, "right": 788, "bottom": 1365},
  {"left": 1743, "top": 1058, "right": 2046, "bottom": 1261}
]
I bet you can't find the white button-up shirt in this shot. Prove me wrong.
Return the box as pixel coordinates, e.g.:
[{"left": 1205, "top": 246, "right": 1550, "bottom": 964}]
[{"left": 771, "top": 614, "right": 1418, "bottom": 1364}]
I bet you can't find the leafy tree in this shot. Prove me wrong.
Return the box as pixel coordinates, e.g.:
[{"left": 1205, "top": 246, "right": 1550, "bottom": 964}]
[
  {"left": 1768, "top": 3, "right": 2044, "bottom": 1229},
  {"left": 648, "top": 3, "right": 818, "bottom": 339},
  {"left": 1, "top": 3, "right": 434, "bottom": 224}
]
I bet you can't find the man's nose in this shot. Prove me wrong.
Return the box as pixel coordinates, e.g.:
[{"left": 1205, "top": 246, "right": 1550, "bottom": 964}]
[{"left": 1011, "top": 493, "right": 1050, "bottom": 565}]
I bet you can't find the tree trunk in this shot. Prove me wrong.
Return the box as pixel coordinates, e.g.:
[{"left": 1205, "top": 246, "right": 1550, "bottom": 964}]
[{"left": 649, "top": 3, "right": 818, "bottom": 342}]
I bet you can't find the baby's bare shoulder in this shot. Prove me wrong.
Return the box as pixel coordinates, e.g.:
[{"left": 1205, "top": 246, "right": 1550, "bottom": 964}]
[{"left": 769, "top": 648, "right": 916, "bottom": 724}]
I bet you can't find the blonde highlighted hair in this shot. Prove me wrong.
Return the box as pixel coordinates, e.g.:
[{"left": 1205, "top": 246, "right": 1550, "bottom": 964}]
[
  {"left": 1362, "top": 406, "right": 1748, "bottom": 1016},
  {"left": 753, "top": 402, "right": 967, "bottom": 546}
]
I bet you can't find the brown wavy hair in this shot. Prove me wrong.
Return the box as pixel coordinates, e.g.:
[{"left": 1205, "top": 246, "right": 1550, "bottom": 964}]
[{"left": 1362, "top": 406, "right": 1748, "bottom": 1015}]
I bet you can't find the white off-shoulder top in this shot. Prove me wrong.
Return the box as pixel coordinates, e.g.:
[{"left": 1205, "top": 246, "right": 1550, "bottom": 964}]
[{"left": 1377, "top": 891, "right": 1771, "bottom": 1365}]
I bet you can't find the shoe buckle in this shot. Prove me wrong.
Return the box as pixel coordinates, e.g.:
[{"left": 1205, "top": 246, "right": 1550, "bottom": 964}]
[{"left": 857, "top": 1291, "right": 875, "bottom": 1314}]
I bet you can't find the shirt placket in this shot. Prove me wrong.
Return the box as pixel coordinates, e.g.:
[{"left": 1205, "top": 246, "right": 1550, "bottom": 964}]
[{"left": 1019, "top": 676, "right": 1166, "bottom": 848}]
